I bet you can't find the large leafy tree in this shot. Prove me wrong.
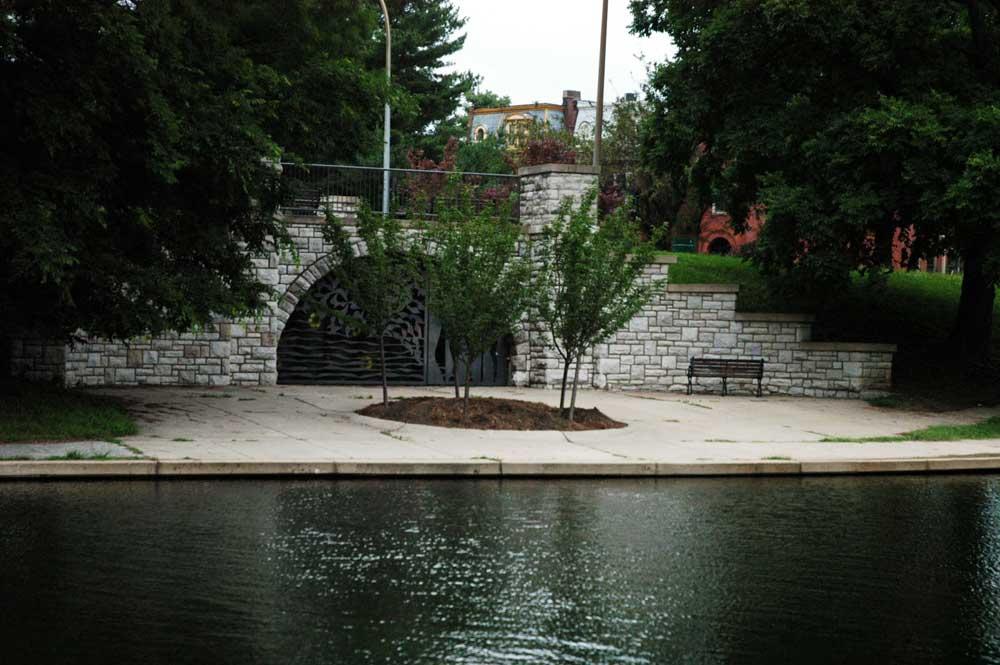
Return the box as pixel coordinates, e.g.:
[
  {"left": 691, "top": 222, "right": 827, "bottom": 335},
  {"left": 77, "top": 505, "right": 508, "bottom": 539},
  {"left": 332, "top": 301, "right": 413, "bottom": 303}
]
[
  {"left": 0, "top": 0, "right": 410, "bottom": 382},
  {"left": 633, "top": 0, "right": 1000, "bottom": 365},
  {"left": 0, "top": 0, "right": 290, "bottom": 351},
  {"left": 225, "top": 0, "right": 387, "bottom": 163},
  {"left": 369, "top": 0, "right": 477, "bottom": 163}
]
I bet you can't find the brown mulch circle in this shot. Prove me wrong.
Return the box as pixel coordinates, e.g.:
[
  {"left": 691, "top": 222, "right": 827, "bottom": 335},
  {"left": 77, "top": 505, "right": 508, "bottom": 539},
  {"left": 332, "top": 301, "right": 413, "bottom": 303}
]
[{"left": 357, "top": 396, "right": 627, "bottom": 431}]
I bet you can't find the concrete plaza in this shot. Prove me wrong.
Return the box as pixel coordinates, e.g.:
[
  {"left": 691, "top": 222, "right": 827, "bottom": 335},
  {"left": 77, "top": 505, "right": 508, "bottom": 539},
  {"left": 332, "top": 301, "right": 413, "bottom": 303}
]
[{"left": 3, "top": 385, "right": 1000, "bottom": 477}]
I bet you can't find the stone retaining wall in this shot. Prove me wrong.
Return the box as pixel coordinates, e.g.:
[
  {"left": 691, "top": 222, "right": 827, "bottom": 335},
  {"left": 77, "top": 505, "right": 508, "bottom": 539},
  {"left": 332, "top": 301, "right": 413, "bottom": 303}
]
[
  {"left": 593, "top": 282, "right": 895, "bottom": 398},
  {"left": 8, "top": 163, "right": 896, "bottom": 397},
  {"left": 13, "top": 217, "right": 336, "bottom": 388}
]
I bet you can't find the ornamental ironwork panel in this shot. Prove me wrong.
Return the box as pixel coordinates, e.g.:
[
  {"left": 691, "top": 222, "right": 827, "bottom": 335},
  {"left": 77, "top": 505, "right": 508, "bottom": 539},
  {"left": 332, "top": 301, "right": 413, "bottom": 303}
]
[
  {"left": 277, "top": 272, "right": 427, "bottom": 385},
  {"left": 278, "top": 270, "right": 511, "bottom": 386}
]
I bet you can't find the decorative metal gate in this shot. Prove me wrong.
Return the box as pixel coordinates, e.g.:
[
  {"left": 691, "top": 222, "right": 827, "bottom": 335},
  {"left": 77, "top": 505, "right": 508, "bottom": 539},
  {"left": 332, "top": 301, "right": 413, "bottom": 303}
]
[{"left": 277, "top": 271, "right": 509, "bottom": 386}]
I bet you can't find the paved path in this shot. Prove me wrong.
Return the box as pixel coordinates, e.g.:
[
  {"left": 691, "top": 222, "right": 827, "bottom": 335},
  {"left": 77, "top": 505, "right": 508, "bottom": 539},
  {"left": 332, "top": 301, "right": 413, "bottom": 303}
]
[{"left": 3, "top": 386, "right": 1000, "bottom": 477}]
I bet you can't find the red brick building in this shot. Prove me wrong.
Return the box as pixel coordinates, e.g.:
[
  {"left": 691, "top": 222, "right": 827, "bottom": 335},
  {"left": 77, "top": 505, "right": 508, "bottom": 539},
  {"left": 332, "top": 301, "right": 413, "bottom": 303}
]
[{"left": 697, "top": 207, "right": 954, "bottom": 272}]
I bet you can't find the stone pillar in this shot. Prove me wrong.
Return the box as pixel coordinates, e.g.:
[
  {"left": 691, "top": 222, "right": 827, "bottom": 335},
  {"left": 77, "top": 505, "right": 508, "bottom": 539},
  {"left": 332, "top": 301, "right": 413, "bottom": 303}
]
[{"left": 510, "top": 163, "right": 600, "bottom": 388}]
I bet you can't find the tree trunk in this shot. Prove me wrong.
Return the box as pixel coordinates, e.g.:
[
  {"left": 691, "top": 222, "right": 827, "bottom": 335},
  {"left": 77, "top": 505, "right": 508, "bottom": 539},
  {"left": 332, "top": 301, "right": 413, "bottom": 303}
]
[
  {"left": 568, "top": 356, "right": 582, "bottom": 423},
  {"left": 451, "top": 345, "right": 460, "bottom": 399},
  {"left": 462, "top": 354, "right": 472, "bottom": 420},
  {"left": 952, "top": 247, "right": 996, "bottom": 370},
  {"left": 559, "top": 354, "right": 572, "bottom": 415},
  {"left": 379, "top": 335, "right": 389, "bottom": 407}
]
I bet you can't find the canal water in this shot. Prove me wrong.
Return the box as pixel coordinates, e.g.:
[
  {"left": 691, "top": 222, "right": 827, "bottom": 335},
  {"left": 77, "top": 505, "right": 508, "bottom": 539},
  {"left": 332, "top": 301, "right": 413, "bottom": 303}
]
[{"left": 2, "top": 476, "right": 999, "bottom": 664}]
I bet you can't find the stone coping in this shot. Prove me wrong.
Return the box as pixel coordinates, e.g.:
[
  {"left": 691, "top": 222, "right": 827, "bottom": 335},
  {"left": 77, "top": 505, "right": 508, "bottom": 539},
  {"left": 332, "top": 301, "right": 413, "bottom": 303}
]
[
  {"left": 665, "top": 283, "right": 740, "bottom": 294},
  {"left": 651, "top": 255, "right": 678, "bottom": 265},
  {"left": 517, "top": 163, "right": 602, "bottom": 177},
  {"left": 733, "top": 312, "right": 816, "bottom": 323},
  {"left": 799, "top": 341, "right": 898, "bottom": 353},
  {"left": 2, "top": 457, "right": 999, "bottom": 478}
]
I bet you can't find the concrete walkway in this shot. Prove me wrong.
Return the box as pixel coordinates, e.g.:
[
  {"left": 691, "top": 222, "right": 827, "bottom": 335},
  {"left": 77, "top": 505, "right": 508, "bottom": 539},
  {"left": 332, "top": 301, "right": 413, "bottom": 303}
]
[{"left": 3, "top": 385, "right": 1000, "bottom": 478}]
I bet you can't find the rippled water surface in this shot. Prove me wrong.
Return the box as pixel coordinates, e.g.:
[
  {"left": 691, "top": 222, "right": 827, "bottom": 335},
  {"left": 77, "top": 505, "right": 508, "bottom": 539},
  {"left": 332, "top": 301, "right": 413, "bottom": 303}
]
[{"left": 3, "top": 477, "right": 1000, "bottom": 664}]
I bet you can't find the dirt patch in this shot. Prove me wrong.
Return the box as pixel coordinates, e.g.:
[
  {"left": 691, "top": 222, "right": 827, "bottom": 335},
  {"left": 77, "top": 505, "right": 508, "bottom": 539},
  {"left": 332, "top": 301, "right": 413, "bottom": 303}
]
[{"left": 358, "top": 397, "right": 627, "bottom": 431}]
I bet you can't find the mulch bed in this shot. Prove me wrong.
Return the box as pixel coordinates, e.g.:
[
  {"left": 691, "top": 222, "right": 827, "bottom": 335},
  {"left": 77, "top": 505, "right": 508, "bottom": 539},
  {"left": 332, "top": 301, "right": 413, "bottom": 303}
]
[{"left": 357, "top": 396, "right": 627, "bottom": 431}]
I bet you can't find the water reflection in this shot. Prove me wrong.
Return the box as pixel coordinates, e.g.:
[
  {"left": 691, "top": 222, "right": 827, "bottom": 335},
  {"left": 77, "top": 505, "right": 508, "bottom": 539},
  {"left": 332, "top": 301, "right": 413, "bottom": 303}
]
[{"left": 1, "top": 477, "right": 1000, "bottom": 663}]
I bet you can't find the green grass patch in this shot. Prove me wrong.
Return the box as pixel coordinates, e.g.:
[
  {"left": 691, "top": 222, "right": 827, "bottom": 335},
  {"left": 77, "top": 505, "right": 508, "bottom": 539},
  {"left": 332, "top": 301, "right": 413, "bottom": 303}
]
[
  {"left": 822, "top": 416, "right": 1000, "bottom": 442},
  {"left": 0, "top": 383, "right": 138, "bottom": 443}
]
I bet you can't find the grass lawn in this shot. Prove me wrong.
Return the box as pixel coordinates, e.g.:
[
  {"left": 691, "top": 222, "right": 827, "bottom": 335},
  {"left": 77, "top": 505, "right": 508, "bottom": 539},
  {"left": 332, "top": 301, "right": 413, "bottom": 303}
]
[
  {"left": 0, "top": 383, "right": 138, "bottom": 443},
  {"left": 665, "top": 252, "right": 1000, "bottom": 409},
  {"left": 822, "top": 416, "right": 1000, "bottom": 442}
]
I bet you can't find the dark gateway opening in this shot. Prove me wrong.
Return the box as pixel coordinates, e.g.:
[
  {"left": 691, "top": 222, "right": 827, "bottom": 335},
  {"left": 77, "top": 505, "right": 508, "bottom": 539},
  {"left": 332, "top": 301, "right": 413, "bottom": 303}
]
[{"left": 277, "top": 270, "right": 509, "bottom": 386}]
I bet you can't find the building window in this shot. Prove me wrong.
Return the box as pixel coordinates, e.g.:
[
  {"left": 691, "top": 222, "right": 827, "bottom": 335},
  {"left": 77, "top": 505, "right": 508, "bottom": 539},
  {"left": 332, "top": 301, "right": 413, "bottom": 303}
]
[
  {"left": 474, "top": 126, "right": 486, "bottom": 142},
  {"left": 576, "top": 121, "right": 593, "bottom": 139},
  {"left": 504, "top": 114, "right": 532, "bottom": 145}
]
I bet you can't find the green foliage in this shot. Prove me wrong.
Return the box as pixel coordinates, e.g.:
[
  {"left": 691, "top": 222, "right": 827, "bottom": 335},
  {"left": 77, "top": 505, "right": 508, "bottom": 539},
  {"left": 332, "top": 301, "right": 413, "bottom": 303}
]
[
  {"left": 0, "top": 383, "right": 137, "bottom": 443},
  {"left": 229, "top": 0, "right": 388, "bottom": 163},
  {"left": 536, "top": 191, "right": 658, "bottom": 419},
  {"left": 321, "top": 204, "right": 420, "bottom": 405},
  {"left": 425, "top": 181, "right": 533, "bottom": 412},
  {"left": 455, "top": 134, "right": 513, "bottom": 175},
  {"left": 634, "top": 0, "right": 1000, "bottom": 362},
  {"left": 368, "top": 0, "right": 477, "bottom": 164},
  {"left": 821, "top": 416, "right": 1000, "bottom": 442},
  {"left": 0, "top": 0, "right": 292, "bottom": 344}
]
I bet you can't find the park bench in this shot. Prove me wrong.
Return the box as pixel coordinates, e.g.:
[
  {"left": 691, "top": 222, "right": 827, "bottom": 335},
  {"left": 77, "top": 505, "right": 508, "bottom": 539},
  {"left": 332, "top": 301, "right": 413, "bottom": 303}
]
[{"left": 687, "top": 357, "right": 765, "bottom": 397}]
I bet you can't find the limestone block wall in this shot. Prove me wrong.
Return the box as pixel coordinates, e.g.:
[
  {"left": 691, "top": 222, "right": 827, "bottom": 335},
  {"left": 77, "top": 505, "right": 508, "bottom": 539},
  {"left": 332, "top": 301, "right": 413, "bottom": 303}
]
[
  {"left": 510, "top": 164, "right": 601, "bottom": 388},
  {"left": 8, "top": 339, "right": 66, "bottom": 383},
  {"left": 593, "top": 283, "right": 895, "bottom": 399},
  {"left": 8, "top": 161, "right": 896, "bottom": 398},
  {"left": 49, "top": 216, "right": 338, "bottom": 388}
]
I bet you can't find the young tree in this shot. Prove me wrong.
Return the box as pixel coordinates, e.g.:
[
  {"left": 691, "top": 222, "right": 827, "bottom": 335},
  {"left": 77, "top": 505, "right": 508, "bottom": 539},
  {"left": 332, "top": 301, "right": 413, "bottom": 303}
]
[
  {"left": 633, "top": 0, "right": 1000, "bottom": 367},
  {"left": 425, "top": 183, "right": 532, "bottom": 416},
  {"left": 321, "top": 204, "right": 420, "bottom": 406},
  {"left": 535, "top": 191, "right": 657, "bottom": 422}
]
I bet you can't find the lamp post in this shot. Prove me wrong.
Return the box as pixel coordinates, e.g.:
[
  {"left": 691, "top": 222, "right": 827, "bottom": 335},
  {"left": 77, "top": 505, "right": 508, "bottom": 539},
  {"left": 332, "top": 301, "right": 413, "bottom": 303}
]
[
  {"left": 377, "top": 0, "right": 391, "bottom": 215},
  {"left": 593, "top": 0, "right": 608, "bottom": 169}
]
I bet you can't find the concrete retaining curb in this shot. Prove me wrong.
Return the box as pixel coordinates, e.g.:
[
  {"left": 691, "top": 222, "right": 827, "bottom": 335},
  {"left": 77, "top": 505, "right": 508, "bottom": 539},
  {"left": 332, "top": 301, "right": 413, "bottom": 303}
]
[{"left": 3, "top": 457, "right": 1000, "bottom": 479}]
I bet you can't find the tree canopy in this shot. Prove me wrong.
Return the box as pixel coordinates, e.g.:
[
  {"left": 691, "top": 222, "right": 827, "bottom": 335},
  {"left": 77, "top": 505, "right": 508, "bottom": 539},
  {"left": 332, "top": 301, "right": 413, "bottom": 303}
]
[
  {"left": 0, "top": 0, "right": 477, "bottom": 365},
  {"left": 0, "top": 0, "right": 291, "bottom": 345},
  {"left": 633, "top": 0, "right": 1000, "bottom": 364},
  {"left": 369, "top": 0, "right": 477, "bottom": 164}
]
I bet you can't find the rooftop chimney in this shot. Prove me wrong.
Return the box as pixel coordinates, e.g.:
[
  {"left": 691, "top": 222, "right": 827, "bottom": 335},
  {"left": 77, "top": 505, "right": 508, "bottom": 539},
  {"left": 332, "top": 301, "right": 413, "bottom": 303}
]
[{"left": 562, "top": 90, "right": 581, "bottom": 134}]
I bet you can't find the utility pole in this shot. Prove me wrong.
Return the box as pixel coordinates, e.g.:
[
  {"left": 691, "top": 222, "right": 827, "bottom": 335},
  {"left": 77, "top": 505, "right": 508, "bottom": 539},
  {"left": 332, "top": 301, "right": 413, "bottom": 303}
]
[
  {"left": 378, "top": 0, "right": 391, "bottom": 215},
  {"left": 593, "top": 0, "right": 609, "bottom": 169}
]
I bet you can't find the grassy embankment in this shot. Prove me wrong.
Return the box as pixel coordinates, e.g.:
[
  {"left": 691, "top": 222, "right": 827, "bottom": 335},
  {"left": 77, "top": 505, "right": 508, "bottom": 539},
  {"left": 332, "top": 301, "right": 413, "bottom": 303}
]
[
  {"left": 0, "top": 383, "right": 138, "bottom": 443},
  {"left": 665, "top": 252, "right": 1000, "bottom": 411}
]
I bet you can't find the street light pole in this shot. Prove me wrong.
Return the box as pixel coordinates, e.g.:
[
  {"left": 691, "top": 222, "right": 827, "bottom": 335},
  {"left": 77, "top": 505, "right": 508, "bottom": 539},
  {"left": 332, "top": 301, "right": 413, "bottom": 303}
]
[
  {"left": 378, "top": 0, "right": 391, "bottom": 215},
  {"left": 593, "top": 0, "right": 609, "bottom": 169}
]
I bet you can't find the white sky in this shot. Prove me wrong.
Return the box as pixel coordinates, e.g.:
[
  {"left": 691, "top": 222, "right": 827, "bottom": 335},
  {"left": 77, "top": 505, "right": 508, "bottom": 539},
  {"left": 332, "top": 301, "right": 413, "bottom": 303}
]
[{"left": 445, "top": 0, "right": 676, "bottom": 104}]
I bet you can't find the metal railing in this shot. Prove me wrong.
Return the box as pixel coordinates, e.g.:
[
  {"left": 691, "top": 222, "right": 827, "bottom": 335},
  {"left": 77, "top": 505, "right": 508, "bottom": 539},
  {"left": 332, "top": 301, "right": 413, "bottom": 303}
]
[{"left": 279, "top": 163, "right": 520, "bottom": 220}]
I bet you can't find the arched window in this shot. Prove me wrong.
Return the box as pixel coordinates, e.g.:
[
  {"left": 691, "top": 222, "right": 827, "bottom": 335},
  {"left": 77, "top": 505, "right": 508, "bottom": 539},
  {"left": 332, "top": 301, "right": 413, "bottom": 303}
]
[
  {"left": 708, "top": 237, "right": 733, "bottom": 256},
  {"left": 576, "top": 121, "right": 593, "bottom": 139},
  {"left": 474, "top": 126, "right": 486, "bottom": 142},
  {"left": 504, "top": 114, "right": 532, "bottom": 145}
]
